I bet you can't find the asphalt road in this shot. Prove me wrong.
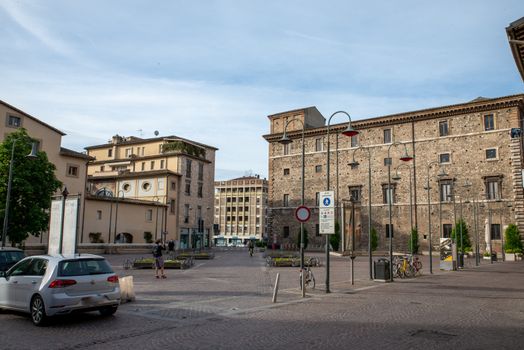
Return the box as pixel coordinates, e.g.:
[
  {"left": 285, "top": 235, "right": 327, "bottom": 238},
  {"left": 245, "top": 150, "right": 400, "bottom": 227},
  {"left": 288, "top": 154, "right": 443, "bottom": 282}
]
[{"left": 0, "top": 249, "right": 523, "bottom": 350}]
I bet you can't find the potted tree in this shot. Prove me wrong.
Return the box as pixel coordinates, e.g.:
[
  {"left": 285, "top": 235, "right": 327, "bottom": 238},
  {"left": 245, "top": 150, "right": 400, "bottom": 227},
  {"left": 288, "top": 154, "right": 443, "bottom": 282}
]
[{"left": 504, "top": 224, "right": 523, "bottom": 261}]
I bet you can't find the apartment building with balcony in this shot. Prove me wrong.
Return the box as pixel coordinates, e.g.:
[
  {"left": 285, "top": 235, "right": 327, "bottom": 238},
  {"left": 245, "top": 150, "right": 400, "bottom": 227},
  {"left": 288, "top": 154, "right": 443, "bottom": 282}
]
[
  {"left": 214, "top": 175, "right": 268, "bottom": 246},
  {"left": 85, "top": 134, "right": 217, "bottom": 248}
]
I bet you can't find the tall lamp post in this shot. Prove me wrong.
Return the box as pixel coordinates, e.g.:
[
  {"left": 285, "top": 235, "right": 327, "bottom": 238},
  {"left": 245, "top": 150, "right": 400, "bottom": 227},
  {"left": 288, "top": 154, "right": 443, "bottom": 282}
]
[
  {"left": 387, "top": 142, "right": 413, "bottom": 281},
  {"left": 326, "top": 111, "right": 358, "bottom": 293},
  {"left": 113, "top": 190, "right": 125, "bottom": 243},
  {"left": 279, "top": 118, "right": 306, "bottom": 274},
  {"left": 349, "top": 146, "right": 373, "bottom": 280},
  {"left": 2, "top": 139, "right": 38, "bottom": 248},
  {"left": 496, "top": 199, "right": 505, "bottom": 262},
  {"left": 391, "top": 164, "right": 414, "bottom": 255},
  {"left": 425, "top": 161, "right": 447, "bottom": 274}
]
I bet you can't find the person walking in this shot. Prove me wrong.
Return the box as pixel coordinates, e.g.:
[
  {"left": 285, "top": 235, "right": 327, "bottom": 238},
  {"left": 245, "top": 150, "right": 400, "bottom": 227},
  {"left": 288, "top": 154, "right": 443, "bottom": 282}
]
[
  {"left": 248, "top": 240, "right": 254, "bottom": 257},
  {"left": 153, "top": 239, "right": 166, "bottom": 279}
]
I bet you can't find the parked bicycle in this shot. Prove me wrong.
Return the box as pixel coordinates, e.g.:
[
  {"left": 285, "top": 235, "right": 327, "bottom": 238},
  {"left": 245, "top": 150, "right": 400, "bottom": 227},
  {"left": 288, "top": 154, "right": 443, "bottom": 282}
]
[
  {"left": 299, "top": 266, "right": 315, "bottom": 290},
  {"left": 392, "top": 255, "right": 423, "bottom": 278}
]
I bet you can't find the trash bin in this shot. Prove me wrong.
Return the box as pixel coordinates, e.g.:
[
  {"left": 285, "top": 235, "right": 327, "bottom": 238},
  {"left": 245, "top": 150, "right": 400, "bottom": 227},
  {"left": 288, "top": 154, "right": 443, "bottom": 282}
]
[
  {"left": 491, "top": 253, "right": 497, "bottom": 262},
  {"left": 458, "top": 253, "right": 464, "bottom": 268},
  {"left": 374, "top": 258, "right": 390, "bottom": 281}
]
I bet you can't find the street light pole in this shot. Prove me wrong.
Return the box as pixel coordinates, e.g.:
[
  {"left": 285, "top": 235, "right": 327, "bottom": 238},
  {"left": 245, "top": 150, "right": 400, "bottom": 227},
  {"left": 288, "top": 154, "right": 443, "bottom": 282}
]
[
  {"left": 392, "top": 164, "right": 413, "bottom": 255},
  {"left": 279, "top": 118, "right": 306, "bottom": 274},
  {"left": 113, "top": 190, "right": 125, "bottom": 243},
  {"left": 2, "top": 138, "right": 38, "bottom": 248},
  {"left": 349, "top": 146, "right": 373, "bottom": 280},
  {"left": 326, "top": 111, "right": 358, "bottom": 293},
  {"left": 387, "top": 142, "right": 413, "bottom": 281},
  {"left": 425, "top": 161, "right": 447, "bottom": 274}
]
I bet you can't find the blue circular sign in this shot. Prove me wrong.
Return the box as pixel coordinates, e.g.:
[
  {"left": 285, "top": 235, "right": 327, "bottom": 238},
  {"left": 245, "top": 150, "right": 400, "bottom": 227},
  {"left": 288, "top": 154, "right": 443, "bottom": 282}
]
[{"left": 323, "top": 197, "right": 331, "bottom": 206}]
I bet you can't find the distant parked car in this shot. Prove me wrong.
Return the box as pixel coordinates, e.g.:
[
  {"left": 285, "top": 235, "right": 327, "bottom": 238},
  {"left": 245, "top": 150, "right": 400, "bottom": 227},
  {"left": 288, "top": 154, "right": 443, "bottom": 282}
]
[
  {"left": 0, "top": 247, "right": 25, "bottom": 272},
  {"left": 0, "top": 254, "right": 120, "bottom": 326}
]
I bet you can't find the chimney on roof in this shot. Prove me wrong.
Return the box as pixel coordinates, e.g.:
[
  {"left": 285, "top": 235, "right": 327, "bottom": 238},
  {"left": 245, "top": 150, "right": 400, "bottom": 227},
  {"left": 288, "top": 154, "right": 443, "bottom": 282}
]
[{"left": 111, "top": 135, "right": 124, "bottom": 144}]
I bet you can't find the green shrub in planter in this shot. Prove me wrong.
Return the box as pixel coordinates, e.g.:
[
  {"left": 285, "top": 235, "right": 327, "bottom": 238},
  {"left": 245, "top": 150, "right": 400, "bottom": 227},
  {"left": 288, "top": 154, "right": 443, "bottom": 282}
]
[{"left": 504, "top": 224, "right": 523, "bottom": 254}]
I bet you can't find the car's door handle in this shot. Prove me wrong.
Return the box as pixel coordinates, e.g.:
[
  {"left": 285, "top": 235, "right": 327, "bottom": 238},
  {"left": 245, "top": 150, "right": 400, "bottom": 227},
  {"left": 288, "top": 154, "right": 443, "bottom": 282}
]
[
  {"left": 11, "top": 281, "right": 18, "bottom": 284},
  {"left": 31, "top": 281, "right": 38, "bottom": 285}
]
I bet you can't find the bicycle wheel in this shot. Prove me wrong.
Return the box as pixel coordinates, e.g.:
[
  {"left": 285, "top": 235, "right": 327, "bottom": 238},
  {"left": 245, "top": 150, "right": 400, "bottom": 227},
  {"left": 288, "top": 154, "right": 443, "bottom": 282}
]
[
  {"left": 393, "top": 263, "right": 400, "bottom": 278},
  {"left": 309, "top": 272, "right": 315, "bottom": 289}
]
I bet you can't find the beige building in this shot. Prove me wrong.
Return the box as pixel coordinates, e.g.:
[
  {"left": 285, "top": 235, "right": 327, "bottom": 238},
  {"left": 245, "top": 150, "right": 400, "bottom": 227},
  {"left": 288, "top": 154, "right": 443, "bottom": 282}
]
[
  {"left": 264, "top": 95, "right": 524, "bottom": 256},
  {"left": 213, "top": 175, "right": 269, "bottom": 246},
  {"left": 84, "top": 135, "right": 217, "bottom": 248},
  {"left": 0, "top": 99, "right": 90, "bottom": 246}
]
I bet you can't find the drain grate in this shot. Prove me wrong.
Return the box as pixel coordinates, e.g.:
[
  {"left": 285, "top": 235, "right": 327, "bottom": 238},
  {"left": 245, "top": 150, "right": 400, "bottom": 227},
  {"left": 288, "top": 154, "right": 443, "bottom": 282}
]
[{"left": 410, "top": 329, "right": 457, "bottom": 341}]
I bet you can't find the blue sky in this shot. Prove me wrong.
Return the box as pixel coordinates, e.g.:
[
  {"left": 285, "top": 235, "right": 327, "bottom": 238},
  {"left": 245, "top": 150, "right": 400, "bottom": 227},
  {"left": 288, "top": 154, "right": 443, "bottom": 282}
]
[{"left": 0, "top": 1, "right": 523, "bottom": 180}]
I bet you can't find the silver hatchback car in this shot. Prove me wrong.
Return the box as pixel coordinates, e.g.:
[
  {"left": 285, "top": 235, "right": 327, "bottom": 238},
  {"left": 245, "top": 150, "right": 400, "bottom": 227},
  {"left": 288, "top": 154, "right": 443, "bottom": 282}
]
[{"left": 0, "top": 254, "right": 120, "bottom": 326}]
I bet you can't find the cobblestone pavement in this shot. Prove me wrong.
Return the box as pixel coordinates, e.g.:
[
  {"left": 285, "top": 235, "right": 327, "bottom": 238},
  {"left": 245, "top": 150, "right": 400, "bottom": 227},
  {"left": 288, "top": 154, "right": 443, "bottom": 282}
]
[{"left": 0, "top": 249, "right": 523, "bottom": 349}]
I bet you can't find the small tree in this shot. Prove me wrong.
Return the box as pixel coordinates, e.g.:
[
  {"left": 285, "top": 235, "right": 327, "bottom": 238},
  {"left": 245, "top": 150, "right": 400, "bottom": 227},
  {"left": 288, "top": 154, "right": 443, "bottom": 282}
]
[
  {"left": 0, "top": 129, "right": 62, "bottom": 245},
  {"left": 409, "top": 228, "right": 419, "bottom": 254},
  {"left": 370, "top": 227, "right": 378, "bottom": 251},
  {"left": 330, "top": 221, "right": 341, "bottom": 251},
  {"left": 451, "top": 218, "right": 472, "bottom": 253},
  {"left": 296, "top": 226, "right": 309, "bottom": 250},
  {"left": 504, "top": 224, "right": 523, "bottom": 254}
]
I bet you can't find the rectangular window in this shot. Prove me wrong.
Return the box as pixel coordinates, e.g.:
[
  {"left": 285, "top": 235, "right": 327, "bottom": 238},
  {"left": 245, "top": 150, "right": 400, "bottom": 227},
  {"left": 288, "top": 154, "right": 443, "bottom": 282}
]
[
  {"left": 439, "top": 120, "right": 449, "bottom": 137},
  {"left": 439, "top": 153, "right": 450, "bottom": 164},
  {"left": 108, "top": 149, "right": 113, "bottom": 157},
  {"left": 382, "top": 184, "right": 395, "bottom": 204},
  {"left": 7, "top": 115, "right": 22, "bottom": 128},
  {"left": 350, "top": 135, "right": 358, "bottom": 148},
  {"left": 141, "top": 147, "right": 145, "bottom": 156},
  {"left": 283, "top": 168, "right": 290, "bottom": 176},
  {"left": 186, "top": 159, "right": 192, "bottom": 178},
  {"left": 384, "top": 129, "right": 392, "bottom": 144},
  {"left": 486, "top": 148, "right": 497, "bottom": 160},
  {"left": 490, "top": 224, "right": 501, "bottom": 240},
  {"left": 384, "top": 157, "right": 392, "bottom": 166},
  {"left": 184, "top": 204, "right": 190, "bottom": 223},
  {"left": 198, "top": 163, "right": 204, "bottom": 181},
  {"left": 170, "top": 199, "right": 176, "bottom": 214},
  {"left": 185, "top": 180, "right": 191, "bottom": 196},
  {"left": 283, "top": 194, "right": 289, "bottom": 207},
  {"left": 283, "top": 226, "right": 290, "bottom": 238},
  {"left": 485, "top": 177, "right": 501, "bottom": 200},
  {"left": 440, "top": 181, "right": 452, "bottom": 202},
  {"left": 150, "top": 161, "right": 155, "bottom": 170},
  {"left": 443, "top": 224, "right": 452, "bottom": 238},
  {"left": 100, "top": 166, "right": 105, "bottom": 172},
  {"left": 160, "top": 160, "right": 165, "bottom": 169},
  {"left": 145, "top": 209, "right": 153, "bottom": 221},
  {"left": 316, "top": 192, "right": 320, "bottom": 206},
  {"left": 67, "top": 164, "right": 79, "bottom": 177},
  {"left": 484, "top": 114, "right": 495, "bottom": 131},
  {"left": 385, "top": 224, "right": 394, "bottom": 238},
  {"left": 96, "top": 210, "right": 102, "bottom": 220},
  {"left": 315, "top": 138, "right": 323, "bottom": 152},
  {"left": 315, "top": 165, "right": 322, "bottom": 173},
  {"left": 348, "top": 186, "right": 361, "bottom": 202},
  {"left": 171, "top": 182, "right": 176, "bottom": 190},
  {"left": 125, "top": 148, "right": 132, "bottom": 157},
  {"left": 141, "top": 162, "right": 145, "bottom": 171},
  {"left": 283, "top": 143, "right": 290, "bottom": 155},
  {"left": 198, "top": 183, "right": 203, "bottom": 198}
]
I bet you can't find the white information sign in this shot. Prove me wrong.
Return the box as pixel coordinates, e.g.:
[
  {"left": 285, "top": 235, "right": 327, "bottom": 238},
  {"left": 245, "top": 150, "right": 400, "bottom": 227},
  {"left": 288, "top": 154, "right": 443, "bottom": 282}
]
[
  {"left": 48, "top": 197, "right": 79, "bottom": 255},
  {"left": 319, "top": 191, "right": 335, "bottom": 234}
]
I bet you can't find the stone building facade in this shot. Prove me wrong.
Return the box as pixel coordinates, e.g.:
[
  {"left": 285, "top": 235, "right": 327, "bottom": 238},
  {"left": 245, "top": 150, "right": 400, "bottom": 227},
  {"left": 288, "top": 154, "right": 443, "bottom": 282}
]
[
  {"left": 85, "top": 135, "right": 217, "bottom": 248},
  {"left": 263, "top": 95, "right": 524, "bottom": 255},
  {"left": 213, "top": 175, "right": 268, "bottom": 246}
]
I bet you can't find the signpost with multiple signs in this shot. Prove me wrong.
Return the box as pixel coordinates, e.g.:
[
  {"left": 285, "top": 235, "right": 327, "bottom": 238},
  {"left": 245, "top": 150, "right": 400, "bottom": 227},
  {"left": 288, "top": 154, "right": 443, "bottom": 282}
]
[{"left": 319, "top": 191, "right": 335, "bottom": 234}]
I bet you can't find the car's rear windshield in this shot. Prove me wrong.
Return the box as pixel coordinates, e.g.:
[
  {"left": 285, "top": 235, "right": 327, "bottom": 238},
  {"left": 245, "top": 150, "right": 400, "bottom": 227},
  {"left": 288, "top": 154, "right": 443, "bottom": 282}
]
[{"left": 58, "top": 259, "right": 114, "bottom": 277}]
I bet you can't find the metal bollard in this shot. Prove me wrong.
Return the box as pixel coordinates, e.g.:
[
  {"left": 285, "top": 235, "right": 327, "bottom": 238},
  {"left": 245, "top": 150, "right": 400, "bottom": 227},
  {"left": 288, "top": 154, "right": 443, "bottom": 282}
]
[{"left": 272, "top": 273, "right": 280, "bottom": 303}]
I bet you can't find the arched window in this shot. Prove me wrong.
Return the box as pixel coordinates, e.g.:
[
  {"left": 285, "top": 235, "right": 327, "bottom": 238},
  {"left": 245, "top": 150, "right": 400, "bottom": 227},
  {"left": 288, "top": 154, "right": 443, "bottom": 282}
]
[{"left": 95, "top": 187, "right": 114, "bottom": 197}]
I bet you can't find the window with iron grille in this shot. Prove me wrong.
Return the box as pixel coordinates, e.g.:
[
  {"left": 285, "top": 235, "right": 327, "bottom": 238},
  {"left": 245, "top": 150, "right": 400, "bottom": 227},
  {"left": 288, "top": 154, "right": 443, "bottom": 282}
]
[
  {"left": 382, "top": 184, "right": 395, "bottom": 204},
  {"left": 490, "top": 224, "right": 501, "bottom": 239},
  {"left": 439, "top": 180, "right": 452, "bottom": 202},
  {"left": 486, "top": 148, "right": 497, "bottom": 160},
  {"left": 348, "top": 186, "right": 361, "bottom": 202},
  {"left": 439, "top": 153, "right": 450, "bottom": 164},
  {"left": 484, "top": 176, "right": 502, "bottom": 200},
  {"left": 315, "top": 138, "right": 323, "bottom": 152}
]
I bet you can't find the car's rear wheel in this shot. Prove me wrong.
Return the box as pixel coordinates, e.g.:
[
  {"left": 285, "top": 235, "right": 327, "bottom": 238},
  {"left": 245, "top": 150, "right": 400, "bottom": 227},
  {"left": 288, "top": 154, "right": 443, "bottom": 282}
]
[
  {"left": 99, "top": 305, "right": 118, "bottom": 316},
  {"left": 31, "top": 295, "right": 47, "bottom": 326}
]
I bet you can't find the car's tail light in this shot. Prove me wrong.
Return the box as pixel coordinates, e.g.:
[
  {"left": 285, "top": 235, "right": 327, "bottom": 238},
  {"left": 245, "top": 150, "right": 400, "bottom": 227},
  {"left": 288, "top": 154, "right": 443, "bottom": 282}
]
[
  {"left": 49, "top": 279, "right": 77, "bottom": 288},
  {"left": 107, "top": 275, "right": 119, "bottom": 283}
]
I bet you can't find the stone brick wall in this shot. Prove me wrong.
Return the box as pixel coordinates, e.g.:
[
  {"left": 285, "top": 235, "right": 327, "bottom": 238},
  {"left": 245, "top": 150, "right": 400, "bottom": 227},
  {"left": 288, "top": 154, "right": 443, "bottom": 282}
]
[{"left": 265, "top": 95, "right": 524, "bottom": 254}]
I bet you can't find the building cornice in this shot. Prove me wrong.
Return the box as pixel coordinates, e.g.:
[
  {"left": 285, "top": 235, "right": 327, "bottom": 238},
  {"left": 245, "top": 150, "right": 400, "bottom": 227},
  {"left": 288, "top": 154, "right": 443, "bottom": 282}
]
[
  {"left": 507, "top": 17, "right": 524, "bottom": 82},
  {"left": 89, "top": 152, "right": 211, "bottom": 165},
  {"left": 86, "top": 195, "right": 168, "bottom": 207},
  {"left": 88, "top": 169, "right": 181, "bottom": 181},
  {"left": 85, "top": 135, "right": 218, "bottom": 151},
  {"left": 263, "top": 94, "right": 524, "bottom": 142}
]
